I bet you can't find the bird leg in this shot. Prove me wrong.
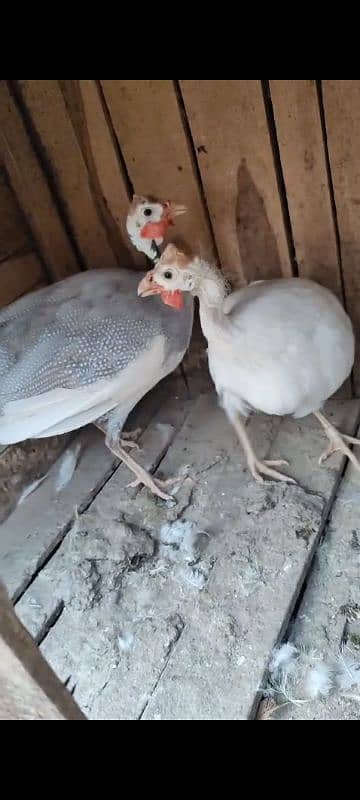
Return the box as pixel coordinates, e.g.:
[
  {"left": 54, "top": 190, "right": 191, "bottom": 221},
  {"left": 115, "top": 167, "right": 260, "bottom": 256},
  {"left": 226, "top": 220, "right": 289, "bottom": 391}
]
[
  {"left": 314, "top": 411, "right": 360, "bottom": 471},
  {"left": 95, "top": 416, "right": 141, "bottom": 451},
  {"left": 94, "top": 420, "right": 175, "bottom": 501},
  {"left": 230, "top": 413, "right": 296, "bottom": 484},
  {"left": 118, "top": 428, "right": 142, "bottom": 450}
]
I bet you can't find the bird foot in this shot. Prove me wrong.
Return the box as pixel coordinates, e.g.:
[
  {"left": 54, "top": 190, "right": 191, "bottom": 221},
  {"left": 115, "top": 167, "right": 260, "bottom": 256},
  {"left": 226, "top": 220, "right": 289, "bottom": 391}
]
[
  {"left": 115, "top": 429, "right": 142, "bottom": 452},
  {"left": 127, "top": 473, "right": 180, "bottom": 500},
  {"left": 121, "top": 428, "right": 142, "bottom": 441},
  {"left": 249, "top": 458, "right": 296, "bottom": 484},
  {"left": 119, "top": 438, "right": 140, "bottom": 452},
  {"left": 319, "top": 431, "right": 360, "bottom": 470}
]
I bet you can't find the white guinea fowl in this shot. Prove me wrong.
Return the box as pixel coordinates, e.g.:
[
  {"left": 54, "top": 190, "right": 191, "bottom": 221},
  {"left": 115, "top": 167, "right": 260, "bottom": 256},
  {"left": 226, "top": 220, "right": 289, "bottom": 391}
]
[
  {"left": 138, "top": 243, "right": 360, "bottom": 483},
  {"left": 0, "top": 198, "right": 193, "bottom": 500}
]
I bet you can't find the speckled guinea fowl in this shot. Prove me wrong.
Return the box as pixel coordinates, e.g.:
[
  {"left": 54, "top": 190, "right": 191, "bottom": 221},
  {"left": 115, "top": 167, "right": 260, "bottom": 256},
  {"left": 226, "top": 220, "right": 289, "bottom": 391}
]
[{"left": 0, "top": 197, "right": 193, "bottom": 499}]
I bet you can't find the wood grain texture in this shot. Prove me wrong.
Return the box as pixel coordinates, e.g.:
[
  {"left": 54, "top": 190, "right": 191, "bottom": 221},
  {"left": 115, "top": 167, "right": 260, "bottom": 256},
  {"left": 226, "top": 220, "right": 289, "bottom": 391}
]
[
  {"left": 0, "top": 252, "right": 46, "bottom": 307},
  {"left": 270, "top": 80, "right": 342, "bottom": 298},
  {"left": 0, "top": 82, "right": 78, "bottom": 280},
  {"left": 101, "top": 80, "right": 214, "bottom": 260},
  {"left": 323, "top": 80, "right": 360, "bottom": 389},
  {"left": 16, "top": 80, "right": 117, "bottom": 270},
  {"left": 180, "top": 80, "right": 292, "bottom": 285},
  {"left": 0, "top": 169, "right": 31, "bottom": 263},
  {"left": 60, "top": 80, "right": 143, "bottom": 268},
  {"left": 0, "top": 582, "right": 85, "bottom": 720}
]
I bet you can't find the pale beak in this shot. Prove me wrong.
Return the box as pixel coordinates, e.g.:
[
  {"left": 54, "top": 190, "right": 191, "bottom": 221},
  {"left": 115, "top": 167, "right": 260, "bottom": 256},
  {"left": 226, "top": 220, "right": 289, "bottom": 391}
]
[
  {"left": 137, "top": 271, "right": 162, "bottom": 298},
  {"left": 166, "top": 202, "right": 187, "bottom": 221}
]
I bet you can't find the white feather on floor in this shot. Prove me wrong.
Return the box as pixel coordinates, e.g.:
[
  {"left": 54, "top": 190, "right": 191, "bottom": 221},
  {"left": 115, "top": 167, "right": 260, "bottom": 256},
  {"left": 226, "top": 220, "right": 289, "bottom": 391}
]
[
  {"left": 55, "top": 442, "right": 82, "bottom": 493},
  {"left": 17, "top": 475, "right": 46, "bottom": 506},
  {"left": 334, "top": 648, "right": 360, "bottom": 694},
  {"left": 263, "top": 641, "right": 360, "bottom": 709}
]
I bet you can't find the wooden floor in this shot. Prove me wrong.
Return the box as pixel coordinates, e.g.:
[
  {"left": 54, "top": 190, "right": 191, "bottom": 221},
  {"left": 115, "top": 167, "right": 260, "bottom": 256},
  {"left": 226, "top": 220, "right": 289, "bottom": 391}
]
[{"left": 1, "top": 375, "right": 360, "bottom": 720}]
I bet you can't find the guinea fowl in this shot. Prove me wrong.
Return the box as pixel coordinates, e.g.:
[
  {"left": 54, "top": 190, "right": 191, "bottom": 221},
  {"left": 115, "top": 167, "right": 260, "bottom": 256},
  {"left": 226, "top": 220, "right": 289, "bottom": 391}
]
[
  {"left": 0, "top": 198, "right": 193, "bottom": 500},
  {"left": 138, "top": 244, "right": 360, "bottom": 483}
]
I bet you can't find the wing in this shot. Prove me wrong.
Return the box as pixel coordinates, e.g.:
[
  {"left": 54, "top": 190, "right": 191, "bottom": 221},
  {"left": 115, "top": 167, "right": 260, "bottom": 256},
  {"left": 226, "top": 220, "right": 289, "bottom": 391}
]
[
  {"left": 0, "top": 268, "right": 194, "bottom": 443},
  {"left": 0, "top": 269, "right": 164, "bottom": 409}
]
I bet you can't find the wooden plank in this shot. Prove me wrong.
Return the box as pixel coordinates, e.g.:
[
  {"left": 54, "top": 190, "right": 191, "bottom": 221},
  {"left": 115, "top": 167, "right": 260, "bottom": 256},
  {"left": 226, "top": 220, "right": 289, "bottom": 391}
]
[
  {"left": 0, "top": 81, "right": 78, "bottom": 280},
  {"left": 278, "top": 449, "right": 360, "bottom": 720},
  {"left": 270, "top": 80, "right": 342, "bottom": 299},
  {"left": 101, "top": 80, "right": 214, "bottom": 259},
  {"left": 180, "top": 80, "right": 292, "bottom": 285},
  {"left": 16, "top": 393, "right": 360, "bottom": 720},
  {"left": 0, "top": 582, "right": 85, "bottom": 720},
  {"left": 60, "top": 80, "right": 143, "bottom": 269},
  {"left": 322, "top": 80, "right": 360, "bottom": 390},
  {"left": 0, "top": 429, "right": 120, "bottom": 602},
  {"left": 0, "top": 169, "right": 31, "bottom": 262},
  {"left": 0, "top": 432, "right": 71, "bottom": 525},
  {"left": 15, "top": 400, "right": 193, "bottom": 718},
  {"left": 138, "top": 396, "right": 360, "bottom": 720},
  {"left": 0, "top": 252, "right": 45, "bottom": 307},
  {"left": 16, "top": 80, "right": 118, "bottom": 270},
  {"left": 0, "top": 377, "right": 190, "bottom": 602}
]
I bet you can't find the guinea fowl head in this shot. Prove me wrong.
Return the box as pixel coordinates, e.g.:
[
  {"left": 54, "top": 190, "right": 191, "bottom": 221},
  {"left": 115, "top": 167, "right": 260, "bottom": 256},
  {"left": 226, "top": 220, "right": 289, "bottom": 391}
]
[
  {"left": 126, "top": 196, "right": 186, "bottom": 262},
  {"left": 138, "top": 244, "right": 220, "bottom": 309}
]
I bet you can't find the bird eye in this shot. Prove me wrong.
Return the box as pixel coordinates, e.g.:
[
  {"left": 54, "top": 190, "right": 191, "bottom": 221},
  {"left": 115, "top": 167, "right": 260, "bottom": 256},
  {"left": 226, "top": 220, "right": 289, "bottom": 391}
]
[
  {"left": 144, "top": 208, "right": 152, "bottom": 217},
  {"left": 163, "top": 271, "right": 172, "bottom": 280}
]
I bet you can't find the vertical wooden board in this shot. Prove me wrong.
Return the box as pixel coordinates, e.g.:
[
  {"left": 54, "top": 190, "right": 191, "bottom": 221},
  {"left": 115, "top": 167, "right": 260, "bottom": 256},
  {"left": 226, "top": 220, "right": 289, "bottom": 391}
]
[
  {"left": 60, "top": 80, "right": 143, "bottom": 269},
  {"left": 323, "top": 80, "right": 360, "bottom": 390},
  {"left": 180, "top": 80, "right": 292, "bottom": 285},
  {"left": 101, "top": 80, "right": 214, "bottom": 259},
  {"left": 16, "top": 80, "right": 118, "bottom": 270},
  {"left": 270, "top": 80, "right": 342, "bottom": 298},
  {"left": 0, "top": 583, "right": 85, "bottom": 720},
  {"left": 0, "top": 169, "right": 31, "bottom": 262},
  {"left": 0, "top": 81, "right": 78, "bottom": 280},
  {"left": 0, "top": 252, "right": 47, "bottom": 307}
]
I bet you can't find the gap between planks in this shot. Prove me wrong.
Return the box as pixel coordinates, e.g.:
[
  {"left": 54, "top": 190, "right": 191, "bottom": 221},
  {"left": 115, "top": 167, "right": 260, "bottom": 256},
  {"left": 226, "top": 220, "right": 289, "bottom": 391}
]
[
  {"left": 14, "top": 393, "right": 360, "bottom": 720},
  {"left": 0, "top": 376, "right": 194, "bottom": 603}
]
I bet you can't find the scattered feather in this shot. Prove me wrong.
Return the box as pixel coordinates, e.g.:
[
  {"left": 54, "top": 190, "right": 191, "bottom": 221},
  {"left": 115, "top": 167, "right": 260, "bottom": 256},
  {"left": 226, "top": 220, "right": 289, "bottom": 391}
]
[
  {"left": 334, "top": 647, "right": 360, "bottom": 693},
  {"left": 118, "top": 632, "right": 134, "bottom": 652},
  {"left": 178, "top": 566, "right": 207, "bottom": 590},
  {"left": 55, "top": 442, "right": 82, "bottom": 493},
  {"left": 264, "top": 641, "right": 360, "bottom": 711},
  {"left": 156, "top": 520, "right": 210, "bottom": 590},
  {"left": 159, "top": 519, "right": 203, "bottom": 562},
  {"left": 269, "top": 643, "right": 297, "bottom": 673},
  {"left": 304, "top": 660, "right": 333, "bottom": 700},
  {"left": 266, "top": 643, "right": 333, "bottom": 705},
  {"left": 17, "top": 476, "right": 46, "bottom": 506}
]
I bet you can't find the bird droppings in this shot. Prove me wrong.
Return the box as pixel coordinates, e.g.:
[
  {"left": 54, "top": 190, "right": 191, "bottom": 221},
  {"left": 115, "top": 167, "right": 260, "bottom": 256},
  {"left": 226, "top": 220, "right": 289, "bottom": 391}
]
[
  {"left": 6, "top": 389, "right": 360, "bottom": 719},
  {"left": 349, "top": 633, "right": 360, "bottom": 650},
  {"left": 351, "top": 530, "right": 360, "bottom": 550},
  {"left": 340, "top": 603, "right": 360, "bottom": 621},
  {"left": 158, "top": 519, "right": 207, "bottom": 562}
]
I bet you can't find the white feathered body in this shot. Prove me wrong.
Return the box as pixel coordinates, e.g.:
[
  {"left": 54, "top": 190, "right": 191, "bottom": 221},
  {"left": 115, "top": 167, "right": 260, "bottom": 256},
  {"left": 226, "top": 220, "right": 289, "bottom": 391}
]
[{"left": 201, "top": 278, "right": 354, "bottom": 419}]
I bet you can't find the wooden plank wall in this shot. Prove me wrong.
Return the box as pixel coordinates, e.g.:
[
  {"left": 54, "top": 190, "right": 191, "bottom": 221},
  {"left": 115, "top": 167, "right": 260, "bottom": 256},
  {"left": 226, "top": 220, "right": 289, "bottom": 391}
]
[
  {"left": 0, "top": 581, "right": 85, "bottom": 720},
  {"left": 1, "top": 80, "right": 360, "bottom": 384}
]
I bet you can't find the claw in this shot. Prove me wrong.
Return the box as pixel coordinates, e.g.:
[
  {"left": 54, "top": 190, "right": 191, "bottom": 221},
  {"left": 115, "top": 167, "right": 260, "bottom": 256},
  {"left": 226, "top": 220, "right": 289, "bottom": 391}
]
[
  {"left": 249, "top": 458, "right": 296, "bottom": 484},
  {"left": 120, "top": 439, "right": 141, "bottom": 451}
]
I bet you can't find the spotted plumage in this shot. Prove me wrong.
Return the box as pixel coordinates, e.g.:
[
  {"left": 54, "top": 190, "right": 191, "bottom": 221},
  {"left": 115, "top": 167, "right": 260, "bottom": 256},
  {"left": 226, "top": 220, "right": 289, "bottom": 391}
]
[
  {"left": 0, "top": 268, "right": 193, "bottom": 444},
  {"left": 0, "top": 197, "right": 192, "bottom": 489}
]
